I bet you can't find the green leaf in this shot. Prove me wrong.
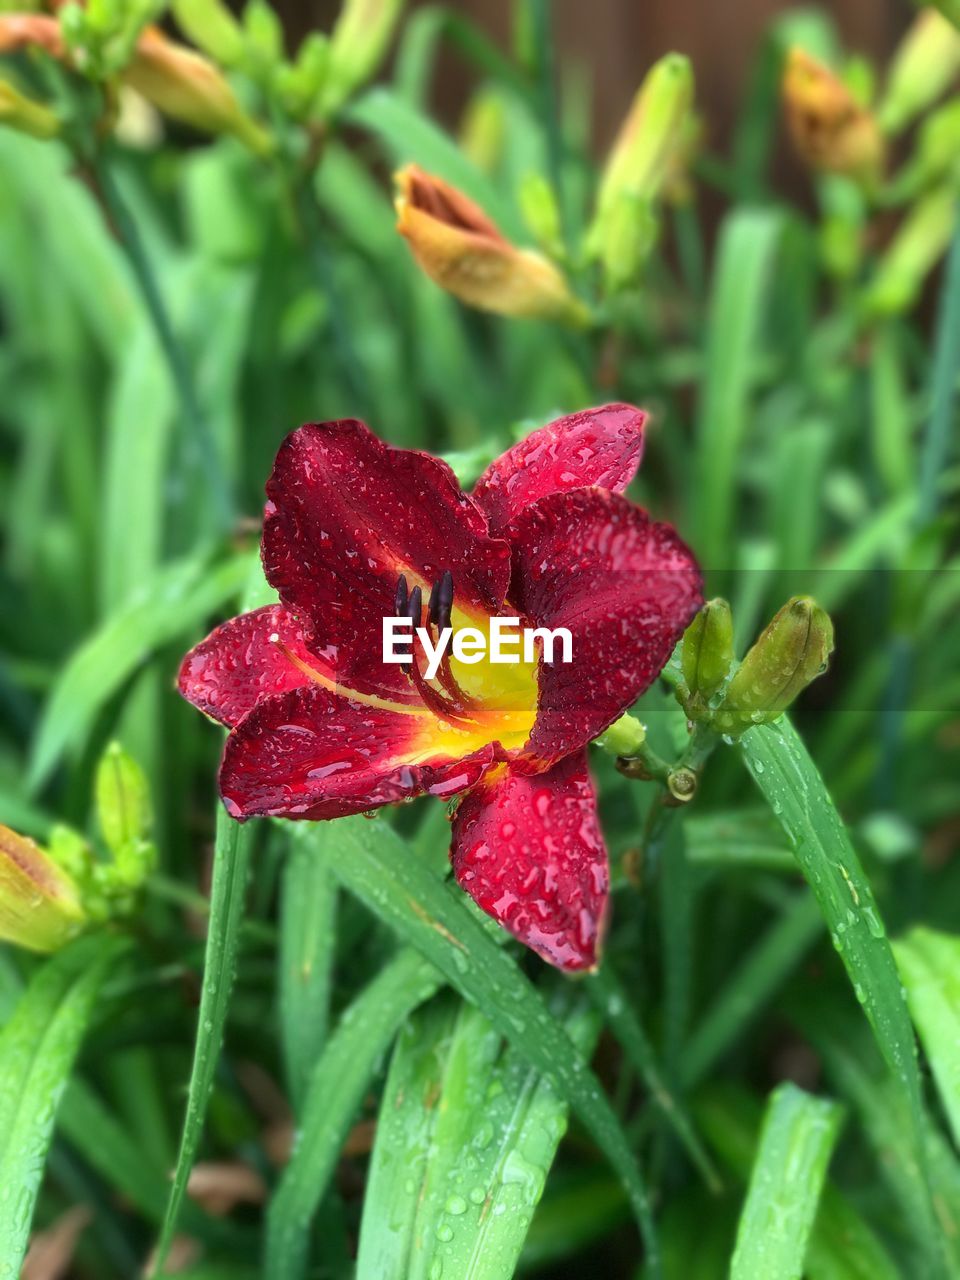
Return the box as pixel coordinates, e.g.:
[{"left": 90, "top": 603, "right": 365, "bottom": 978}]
[
  {"left": 893, "top": 926, "right": 960, "bottom": 1147},
  {"left": 0, "top": 935, "right": 121, "bottom": 1275},
  {"left": 739, "top": 719, "right": 949, "bottom": 1276},
  {"left": 681, "top": 890, "right": 823, "bottom": 1089},
  {"left": 357, "top": 987, "right": 599, "bottom": 1280},
  {"left": 266, "top": 947, "right": 443, "bottom": 1278},
  {"left": 29, "top": 550, "right": 251, "bottom": 791},
  {"left": 693, "top": 207, "right": 782, "bottom": 570},
  {"left": 739, "top": 721, "right": 920, "bottom": 1108},
  {"left": 308, "top": 814, "right": 662, "bottom": 1274},
  {"left": 586, "top": 964, "right": 720, "bottom": 1191},
  {"left": 148, "top": 806, "right": 253, "bottom": 1277},
  {"left": 730, "top": 1082, "right": 842, "bottom": 1280},
  {"left": 279, "top": 825, "right": 338, "bottom": 1113},
  {"left": 344, "top": 87, "right": 522, "bottom": 237}
]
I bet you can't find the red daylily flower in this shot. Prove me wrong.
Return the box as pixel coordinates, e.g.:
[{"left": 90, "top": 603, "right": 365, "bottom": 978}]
[{"left": 179, "top": 405, "right": 702, "bottom": 970}]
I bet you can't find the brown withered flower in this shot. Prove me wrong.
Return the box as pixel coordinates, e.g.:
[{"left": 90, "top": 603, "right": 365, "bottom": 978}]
[
  {"left": 395, "top": 164, "right": 587, "bottom": 324},
  {"left": 782, "top": 48, "right": 884, "bottom": 185}
]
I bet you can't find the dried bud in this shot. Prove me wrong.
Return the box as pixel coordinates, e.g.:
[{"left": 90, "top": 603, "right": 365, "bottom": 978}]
[
  {"left": 595, "top": 53, "right": 694, "bottom": 220},
  {"left": 864, "top": 185, "right": 956, "bottom": 317},
  {"left": 782, "top": 48, "right": 884, "bottom": 185},
  {"left": 395, "top": 165, "right": 588, "bottom": 324},
  {"left": 0, "top": 13, "right": 65, "bottom": 58},
  {"left": 879, "top": 10, "right": 960, "bottom": 134},
  {"left": 322, "top": 0, "right": 403, "bottom": 114},
  {"left": 0, "top": 78, "right": 59, "bottom": 138},
  {"left": 680, "top": 598, "right": 735, "bottom": 720},
  {"left": 715, "top": 597, "right": 834, "bottom": 735},
  {"left": 0, "top": 824, "right": 86, "bottom": 954},
  {"left": 125, "top": 27, "right": 272, "bottom": 155}
]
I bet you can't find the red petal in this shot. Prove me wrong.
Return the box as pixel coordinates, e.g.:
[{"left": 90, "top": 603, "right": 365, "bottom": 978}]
[
  {"left": 178, "top": 605, "right": 331, "bottom": 728},
  {"left": 261, "top": 421, "right": 511, "bottom": 699},
  {"left": 508, "top": 489, "right": 702, "bottom": 767},
  {"left": 219, "top": 685, "right": 496, "bottom": 820},
  {"left": 450, "top": 754, "right": 609, "bottom": 971},
  {"left": 472, "top": 404, "right": 646, "bottom": 534}
]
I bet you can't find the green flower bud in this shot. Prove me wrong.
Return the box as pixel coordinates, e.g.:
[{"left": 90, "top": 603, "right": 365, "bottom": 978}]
[
  {"left": 519, "top": 172, "right": 564, "bottom": 260},
  {"left": 593, "top": 53, "right": 694, "bottom": 226},
  {"left": 243, "top": 0, "right": 285, "bottom": 63},
  {"left": 864, "top": 186, "right": 956, "bottom": 317},
  {"left": 595, "top": 713, "right": 646, "bottom": 758},
  {"left": 715, "top": 596, "right": 834, "bottom": 735},
  {"left": 95, "top": 742, "right": 156, "bottom": 890},
  {"left": 598, "top": 190, "right": 659, "bottom": 294},
  {"left": 0, "top": 824, "right": 87, "bottom": 953},
  {"left": 171, "top": 0, "right": 244, "bottom": 67},
  {"left": 321, "top": 0, "right": 403, "bottom": 115},
  {"left": 896, "top": 99, "right": 960, "bottom": 195},
  {"left": 680, "top": 599, "right": 735, "bottom": 720},
  {"left": 879, "top": 10, "right": 960, "bottom": 134},
  {"left": 96, "top": 742, "right": 151, "bottom": 859},
  {"left": 0, "top": 79, "right": 59, "bottom": 139}
]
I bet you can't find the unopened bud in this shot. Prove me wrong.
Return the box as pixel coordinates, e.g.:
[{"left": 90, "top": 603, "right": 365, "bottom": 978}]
[
  {"left": 595, "top": 53, "right": 694, "bottom": 220},
  {"left": 96, "top": 742, "right": 156, "bottom": 891},
  {"left": 680, "top": 599, "right": 734, "bottom": 720},
  {"left": 277, "top": 32, "right": 329, "bottom": 118},
  {"left": 595, "top": 713, "right": 646, "bottom": 758},
  {"left": 125, "top": 27, "right": 272, "bottom": 155},
  {"left": 879, "top": 11, "right": 960, "bottom": 134},
  {"left": 321, "top": 0, "right": 403, "bottom": 115},
  {"left": 460, "top": 89, "right": 506, "bottom": 173},
  {"left": 599, "top": 192, "right": 659, "bottom": 294},
  {"left": 0, "top": 824, "right": 86, "bottom": 953},
  {"left": 171, "top": 0, "right": 244, "bottom": 67},
  {"left": 0, "top": 79, "right": 59, "bottom": 138},
  {"left": 519, "top": 172, "right": 564, "bottom": 260},
  {"left": 395, "top": 165, "right": 588, "bottom": 324},
  {"left": 715, "top": 596, "right": 834, "bottom": 734},
  {"left": 782, "top": 48, "right": 885, "bottom": 186},
  {"left": 864, "top": 185, "right": 956, "bottom": 317}
]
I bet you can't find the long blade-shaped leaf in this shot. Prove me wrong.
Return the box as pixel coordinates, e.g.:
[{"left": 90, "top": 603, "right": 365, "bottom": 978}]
[
  {"left": 312, "top": 814, "right": 662, "bottom": 1274},
  {"left": 0, "top": 934, "right": 120, "bottom": 1274},
  {"left": 730, "top": 1082, "right": 842, "bottom": 1280},
  {"left": 693, "top": 207, "right": 782, "bottom": 569},
  {"left": 29, "top": 550, "right": 250, "bottom": 790},
  {"left": 358, "top": 987, "right": 600, "bottom": 1280},
  {"left": 279, "top": 825, "right": 338, "bottom": 1113},
  {"left": 265, "top": 947, "right": 443, "bottom": 1277},
  {"left": 893, "top": 926, "right": 960, "bottom": 1147},
  {"left": 740, "top": 718, "right": 949, "bottom": 1276}
]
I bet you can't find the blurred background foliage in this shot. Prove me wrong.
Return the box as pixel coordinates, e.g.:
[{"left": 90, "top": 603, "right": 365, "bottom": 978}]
[{"left": 0, "top": 0, "right": 959, "bottom": 1277}]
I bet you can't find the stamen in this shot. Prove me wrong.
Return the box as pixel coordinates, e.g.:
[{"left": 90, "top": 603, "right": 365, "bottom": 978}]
[
  {"left": 394, "top": 573, "right": 409, "bottom": 616},
  {"left": 434, "top": 570, "right": 454, "bottom": 632}
]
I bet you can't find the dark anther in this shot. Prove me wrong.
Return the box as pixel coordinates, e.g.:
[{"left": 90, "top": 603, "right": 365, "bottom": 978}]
[
  {"left": 405, "top": 584, "right": 423, "bottom": 627},
  {"left": 394, "top": 573, "right": 409, "bottom": 616},
  {"left": 427, "top": 577, "right": 440, "bottom": 626},
  {"left": 433, "top": 570, "right": 454, "bottom": 631}
]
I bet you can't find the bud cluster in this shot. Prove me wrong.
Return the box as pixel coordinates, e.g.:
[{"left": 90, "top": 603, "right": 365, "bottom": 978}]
[
  {"left": 677, "top": 597, "right": 835, "bottom": 738},
  {"left": 0, "top": 742, "right": 156, "bottom": 954}
]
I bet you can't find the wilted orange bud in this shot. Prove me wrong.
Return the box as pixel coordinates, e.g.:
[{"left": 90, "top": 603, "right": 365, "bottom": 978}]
[
  {"left": 0, "top": 824, "right": 86, "bottom": 954},
  {"left": 395, "top": 165, "right": 587, "bottom": 324},
  {"left": 782, "top": 48, "right": 884, "bottom": 184},
  {"left": 0, "top": 13, "right": 66, "bottom": 58},
  {"left": 125, "top": 27, "right": 271, "bottom": 155}
]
